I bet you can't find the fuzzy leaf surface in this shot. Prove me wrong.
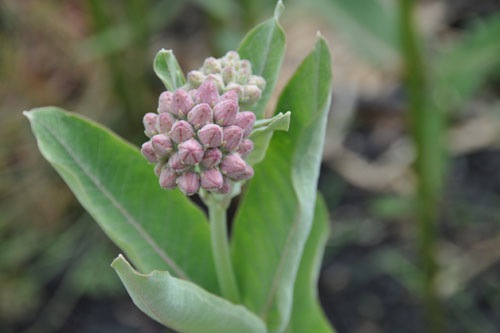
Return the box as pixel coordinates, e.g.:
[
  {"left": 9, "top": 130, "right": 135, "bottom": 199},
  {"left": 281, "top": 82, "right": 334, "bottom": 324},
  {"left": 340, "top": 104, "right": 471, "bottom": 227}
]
[
  {"left": 238, "top": 0, "right": 286, "bottom": 118},
  {"left": 25, "top": 107, "right": 217, "bottom": 293},
  {"left": 232, "top": 36, "right": 332, "bottom": 332},
  {"left": 112, "top": 255, "right": 266, "bottom": 333},
  {"left": 286, "top": 195, "right": 335, "bottom": 333}
]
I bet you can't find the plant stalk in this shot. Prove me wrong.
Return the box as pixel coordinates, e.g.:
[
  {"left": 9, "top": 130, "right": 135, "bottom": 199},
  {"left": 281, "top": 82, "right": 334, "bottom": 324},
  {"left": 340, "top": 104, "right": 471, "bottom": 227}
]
[
  {"left": 208, "top": 198, "right": 240, "bottom": 303},
  {"left": 399, "top": 1, "right": 444, "bottom": 332}
]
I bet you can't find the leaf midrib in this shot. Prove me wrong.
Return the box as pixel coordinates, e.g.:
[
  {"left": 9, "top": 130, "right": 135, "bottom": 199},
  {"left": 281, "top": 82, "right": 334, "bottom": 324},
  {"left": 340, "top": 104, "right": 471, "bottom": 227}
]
[{"left": 39, "top": 116, "right": 188, "bottom": 280}]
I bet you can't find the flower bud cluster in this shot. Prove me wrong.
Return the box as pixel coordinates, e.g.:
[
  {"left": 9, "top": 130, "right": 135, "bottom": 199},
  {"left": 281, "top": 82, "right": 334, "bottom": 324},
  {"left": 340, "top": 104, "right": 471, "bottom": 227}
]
[
  {"left": 185, "top": 51, "right": 266, "bottom": 106},
  {"left": 141, "top": 80, "right": 257, "bottom": 196}
]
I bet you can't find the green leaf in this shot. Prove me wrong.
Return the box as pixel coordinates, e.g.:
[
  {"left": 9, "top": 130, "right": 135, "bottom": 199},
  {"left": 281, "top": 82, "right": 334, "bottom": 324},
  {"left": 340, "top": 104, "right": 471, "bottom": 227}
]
[
  {"left": 238, "top": 0, "right": 286, "bottom": 118},
  {"left": 153, "top": 49, "right": 186, "bottom": 91},
  {"left": 25, "top": 107, "right": 218, "bottom": 293},
  {"left": 232, "top": 36, "right": 333, "bottom": 332},
  {"left": 433, "top": 13, "right": 500, "bottom": 113},
  {"left": 112, "top": 255, "right": 267, "bottom": 333},
  {"left": 286, "top": 195, "right": 334, "bottom": 333},
  {"left": 247, "top": 111, "right": 291, "bottom": 165}
]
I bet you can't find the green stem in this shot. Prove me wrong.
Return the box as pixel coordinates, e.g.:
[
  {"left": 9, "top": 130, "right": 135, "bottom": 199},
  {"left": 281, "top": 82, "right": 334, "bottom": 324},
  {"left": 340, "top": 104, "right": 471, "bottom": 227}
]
[
  {"left": 399, "top": 1, "right": 444, "bottom": 332},
  {"left": 207, "top": 197, "right": 240, "bottom": 303}
]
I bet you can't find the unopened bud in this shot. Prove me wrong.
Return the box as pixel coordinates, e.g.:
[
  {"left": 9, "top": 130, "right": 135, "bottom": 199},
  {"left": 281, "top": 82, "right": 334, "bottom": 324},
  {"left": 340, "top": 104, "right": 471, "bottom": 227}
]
[
  {"left": 141, "top": 141, "right": 157, "bottom": 163},
  {"left": 238, "top": 60, "right": 252, "bottom": 79},
  {"left": 143, "top": 113, "right": 159, "bottom": 137},
  {"left": 169, "top": 120, "right": 195, "bottom": 143},
  {"left": 151, "top": 134, "right": 173, "bottom": 158},
  {"left": 159, "top": 166, "right": 177, "bottom": 189},
  {"left": 234, "top": 111, "right": 256, "bottom": 137},
  {"left": 187, "top": 103, "right": 212, "bottom": 129},
  {"left": 172, "top": 89, "right": 194, "bottom": 118},
  {"left": 222, "top": 67, "right": 236, "bottom": 85},
  {"left": 219, "top": 90, "right": 239, "bottom": 104},
  {"left": 158, "top": 112, "right": 176, "bottom": 133},
  {"left": 213, "top": 100, "right": 238, "bottom": 126},
  {"left": 241, "top": 85, "right": 262, "bottom": 105},
  {"left": 237, "top": 139, "right": 254, "bottom": 158},
  {"left": 178, "top": 138, "right": 204, "bottom": 165},
  {"left": 216, "top": 177, "right": 232, "bottom": 194},
  {"left": 225, "top": 83, "right": 243, "bottom": 99},
  {"left": 198, "top": 124, "right": 223, "bottom": 148},
  {"left": 222, "top": 125, "right": 243, "bottom": 151},
  {"left": 187, "top": 70, "right": 206, "bottom": 88},
  {"left": 248, "top": 75, "right": 266, "bottom": 90},
  {"left": 206, "top": 74, "right": 224, "bottom": 92},
  {"left": 220, "top": 153, "right": 248, "bottom": 180},
  {"left": 177, "top": 172, "right": 200, "bottom": 196},
  {"left": 195, "top": 80, "right": 219, "bottom": 107},
  {"left": 202, "top": 57, "right": 221, "bottom": 74},
  {"left": 222, "top": 51, "right": 240, "bottom": 68},
  {"left": 158, "top": 91, "right": 174, "bottom": 114},
  {"left": 201, "top": 148, "right": 222, "bottom": 168},
  {"left": 200, "top": 168, "right": 224, "bottom": 191},
  {"left": 168, "top": 152, "right": 186, "bottom": 171}
]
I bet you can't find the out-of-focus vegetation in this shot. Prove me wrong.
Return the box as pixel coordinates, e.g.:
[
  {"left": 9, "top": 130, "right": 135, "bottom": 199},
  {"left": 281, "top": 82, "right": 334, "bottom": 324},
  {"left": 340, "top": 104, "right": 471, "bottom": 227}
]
[{"left": 2, "top": 0, "right": 500, "bottom": 332}]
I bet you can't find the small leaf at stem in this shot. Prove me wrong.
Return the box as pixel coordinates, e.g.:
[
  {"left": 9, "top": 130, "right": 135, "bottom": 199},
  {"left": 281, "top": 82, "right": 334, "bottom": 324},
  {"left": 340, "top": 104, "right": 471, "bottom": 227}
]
[{"left": 154, "top": 49, "right": 186, "bottom": 91}]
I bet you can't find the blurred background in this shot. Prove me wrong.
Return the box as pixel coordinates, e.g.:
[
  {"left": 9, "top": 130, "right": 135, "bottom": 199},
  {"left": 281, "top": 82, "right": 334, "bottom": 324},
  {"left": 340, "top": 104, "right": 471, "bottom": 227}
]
[{"left": 1, "top": 0, "right": 500, "bottom": 332}]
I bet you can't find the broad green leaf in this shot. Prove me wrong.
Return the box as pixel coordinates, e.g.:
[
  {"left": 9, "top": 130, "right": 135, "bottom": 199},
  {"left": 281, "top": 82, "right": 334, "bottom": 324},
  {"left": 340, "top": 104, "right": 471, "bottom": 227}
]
[
  {"left": 296, "top": 0, "right": 399, "bottom": 68},
  {"left": 112, "top": 255, "right": 266, "bottom": 333},
  {"left": 154, "top": 49, "right": 186, "bottom": 91},
  {"left": 433, "top": 13, "right": 500, "bottom": 113},
  {"left": 25, "top": 107, "right": 218, "bottom": 293},
  {"left": 247, "top": 111, "right": 291, "bottom": 165},
  {"left": 232, "top": 36, "right": 332, "bottom": 332},
  {"left": 238, "top": 0, "right": 286, "bottom": 118},
  {"left": 286, "top": 195, "right": 334, "bottom": 333}
]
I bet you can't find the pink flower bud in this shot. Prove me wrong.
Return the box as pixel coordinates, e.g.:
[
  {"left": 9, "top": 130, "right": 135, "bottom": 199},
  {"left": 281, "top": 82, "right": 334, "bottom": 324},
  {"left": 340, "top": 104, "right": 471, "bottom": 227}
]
[
  {"left": 159, "top": 166, "right": 177, "bottom": 189},
  {"left": 187, "top": 103, "right": 212, "bottom": 129},
  {"left": 222, "top": 125, "right": 243, "bottom": 151},
  {"left": 202, "top": 57, "right": 221, "bottom": 73},
  {"left": 169, "top": 120, "right": 195, "bottom": 143},
  {"left": 168, "top": 152, "right": 186, "bottom": 171},
  {"left": 220, "top": 153, "right": 250, "bottom": 180},
  {"left": 158, "top": 91, "right": 173, "bottom": 114},
  {"left": 177, "top": 172, "right": 200, "bottom": 196},
  {"left": 178, "top": 138, "right": 204, "bottom": 165},
  {"left": 225, "top": 83, "right": 243, "bottom": 98},
  {"left": 234, "top": 111, "right": 256, "bottom": 137},
  {"left": 219, "top": 90, "right": 239, "bottom": 103},
  {"left": 187, "top": 70, "right": 206, "bottom": 88},
  {"left": 158, "top": 112, "right": 176, "bottom": 133},
  {"left": 237, "top": 139, "right": 254, "bottom": 158},
  {"left": 172, "top": 89, "right": 194, "bottom": 118},
  {"left": 200, "top": 168, "right": 224, "bottom": 191},
  {"left": 213, "top": 100, "right": 238, "bottom": 126},
  {"left": 195, "top": 80, "right": 219, "bottom": 106},
  {"left": 241, "top": 85, "right": 262, "bottom": 105},
  {"left": 201, "top": 148, "right": 222, "bottom": 168},
  {"left": 143, "top": 113, "right": 159, "bottom": 137},
  {"left": 222, "top": 67, "right": 235, "bottom": 85},
  {"left": 141, "top": 141, "right": 157, "bottom": 163},
  {"left": 198, "top": 124, "right": 223, "bottom": 148},
  {"left": 151, "top": 134, "right": 173, "bottom": 158},
  {"left": 216, "top": 176, "right": 232, "bottom": 194},
  {"left": 206, "top": 74, "right": 224, "bottom": 92}
]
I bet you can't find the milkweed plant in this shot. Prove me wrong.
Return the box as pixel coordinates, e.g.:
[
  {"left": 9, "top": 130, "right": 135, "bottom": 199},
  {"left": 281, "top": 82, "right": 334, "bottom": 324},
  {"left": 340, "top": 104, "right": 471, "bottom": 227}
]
[{"left": 25, "top": 2, "right": 334, "bottom": 332}]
